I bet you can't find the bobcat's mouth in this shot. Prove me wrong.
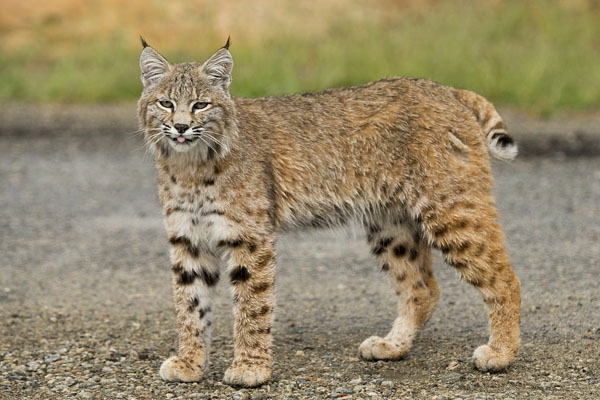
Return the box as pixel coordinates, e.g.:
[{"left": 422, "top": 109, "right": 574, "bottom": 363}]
[{"left": 169, "top": 135, "right": 198, "bottom": 145}]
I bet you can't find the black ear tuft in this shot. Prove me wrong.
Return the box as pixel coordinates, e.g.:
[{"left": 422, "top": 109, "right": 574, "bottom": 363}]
[
  {"left": 223, "top": 35, "right": 231, "bottom": 50},
  {"left": 140, "top": 36, "right": 149, "bottom": 48}
]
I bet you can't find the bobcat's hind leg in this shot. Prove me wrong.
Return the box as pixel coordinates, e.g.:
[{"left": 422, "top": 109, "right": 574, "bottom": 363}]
[
  {"left": 422, "top": 198, "right": 521, "bottom": 371},
  {"left": 360, "top": 219, "right": 440, "bottom": 360}
]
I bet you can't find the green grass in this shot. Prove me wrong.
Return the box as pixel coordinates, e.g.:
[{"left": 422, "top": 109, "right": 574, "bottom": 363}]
[{"left": 1, "top": 1, "right": 599, "bottom": 115}]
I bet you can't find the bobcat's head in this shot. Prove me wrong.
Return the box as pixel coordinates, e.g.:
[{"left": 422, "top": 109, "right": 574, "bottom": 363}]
[{"left": 137, "top": 38, "right": 236, "bottom": 159}]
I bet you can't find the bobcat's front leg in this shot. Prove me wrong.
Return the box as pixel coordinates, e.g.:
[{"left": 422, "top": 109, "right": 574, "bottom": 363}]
[
  {"left": 222, "top": 238, "right": 275, "bottom": 387},
  {"left": 159, "top": 236, "right": 220, "bottom": 382}
]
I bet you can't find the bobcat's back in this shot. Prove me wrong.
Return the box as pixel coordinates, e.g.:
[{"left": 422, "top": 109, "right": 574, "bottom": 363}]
[{"left": 234, "top": 78, "right": 516, "bottom": 164}]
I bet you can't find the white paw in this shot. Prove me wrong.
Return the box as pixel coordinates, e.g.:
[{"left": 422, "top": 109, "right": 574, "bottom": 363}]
[
  {"left": 159, "top": 356, "right": 204, "bottom": 382},
  {"left": 359, "top": 336, "right": 409, "bottom": 361},
  {"left": 223, "top": 363, "right": 271, "bottom": 387},
  {"left": 473, "top": 344, "right": 515, "bottom": 372}
]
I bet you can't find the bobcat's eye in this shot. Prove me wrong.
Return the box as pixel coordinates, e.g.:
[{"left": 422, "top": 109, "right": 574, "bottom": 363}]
[
  {"left": 192, "top": 101, "right": 211, "bottom": 111},
  {"left": 158, "top": 100, "right": 174, "bottom": 110}
]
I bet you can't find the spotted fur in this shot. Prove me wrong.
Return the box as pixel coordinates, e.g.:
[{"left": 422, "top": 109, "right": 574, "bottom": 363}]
[{"left": 137, "top": 39, "right": 521, "bottom": 388}]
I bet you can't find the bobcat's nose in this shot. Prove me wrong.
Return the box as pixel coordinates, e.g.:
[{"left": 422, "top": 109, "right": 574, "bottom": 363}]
[{"left": 174, "top": 123, "right": 189, "bottom": 134}]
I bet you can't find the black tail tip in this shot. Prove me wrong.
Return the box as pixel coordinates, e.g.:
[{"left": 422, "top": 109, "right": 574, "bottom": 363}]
[
  {"left": 140, "top": 36, "right": 149, "bottom": 48},
  {"left": 223, "top": 35, "right": 231, "bottom": 50},
  {"left": 491, "top": 132, "right": 515, "bottom": 147}
]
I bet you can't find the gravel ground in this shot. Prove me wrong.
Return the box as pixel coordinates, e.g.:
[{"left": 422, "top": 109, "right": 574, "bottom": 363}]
[{"left": 0, "top": 105, "right": 599, "bottom": 399}]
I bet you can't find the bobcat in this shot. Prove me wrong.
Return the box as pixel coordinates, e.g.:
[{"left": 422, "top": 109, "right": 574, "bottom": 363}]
[{"left": 137, "top": 38, "right": 521, "bottom": 388}]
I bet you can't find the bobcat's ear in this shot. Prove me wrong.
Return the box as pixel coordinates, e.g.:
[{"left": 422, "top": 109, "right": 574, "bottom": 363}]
[
  {"left": 139, "top": 39, "right": 171, "bottom": 88},
  {"left": 202, "top": 45, "right": 233, "bottom": 92}
]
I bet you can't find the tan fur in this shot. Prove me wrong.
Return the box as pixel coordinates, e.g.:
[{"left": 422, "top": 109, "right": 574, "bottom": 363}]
[{"left": 137, "top": 40, "right": 521, "bottom": 387}]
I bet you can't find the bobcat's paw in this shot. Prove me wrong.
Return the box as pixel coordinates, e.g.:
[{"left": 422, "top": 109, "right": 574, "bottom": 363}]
[
  {"left": 159, "top": 356, "right": 204, "bottom": 382},
  {"left": 473, "top": 344, "right": 516, "bottom": 372},
  {"left": 359, "top": 336, "right": 410, "bottom": 361},
  {"left": 223, "top": 362, "right": 271, "bottom": 387}
]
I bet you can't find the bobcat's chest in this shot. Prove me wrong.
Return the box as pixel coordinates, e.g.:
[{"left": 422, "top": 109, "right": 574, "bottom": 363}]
[{"left": 162, "top": 182, "right": 237, "bottom": 252}]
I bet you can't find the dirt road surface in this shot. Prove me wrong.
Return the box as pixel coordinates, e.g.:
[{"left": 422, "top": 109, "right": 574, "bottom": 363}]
[{"left": 1, "top": 105, "right": 599, "bottom": 399}]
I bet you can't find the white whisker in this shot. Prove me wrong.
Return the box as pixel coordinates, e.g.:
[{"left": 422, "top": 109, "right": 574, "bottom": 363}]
[
  {"left": 202, "top": 132, "right": 228, "bottom": 149},
  {"left": 197, "top": 134, "right": 219, "bottom": 155}
]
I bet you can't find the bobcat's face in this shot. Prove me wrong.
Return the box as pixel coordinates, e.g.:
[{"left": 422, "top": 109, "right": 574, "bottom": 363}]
[{"left": 138, "top": 40, "right": 234, "bottom": 158}]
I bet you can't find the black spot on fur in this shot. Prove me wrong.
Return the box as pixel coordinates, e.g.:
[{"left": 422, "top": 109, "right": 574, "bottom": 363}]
[
  {"left": 258, "top": 305, "right": 270, "bottom": 315},
  {"left": 252, "top": 282, "right": 271, "bottom": 293},
  {"left": 187, "top": 245, "right": 200, "bottom": 258},
  {"left": 198, "top": 306, "right": 211, "bottom": 319},
  {"left": 450, "top": 260, "right": 468, "bottom": 269},
  {"left": 456, "top": 241, "right": 471, "bottom": 253},
  {"left": 218, "top": 239, "right": 244, "bottom": 248},
  {"left": 230, "top": 266, "right": 251, "bottom": 284},
  {"left": 249, "top": 306, "right": 270, "bottom": 319},
  {"left": 248, "top": 242, "right": 257, "bottom": 253},
  {"left": 188, "top": 297, "right": 199, "bottom": 312},
  {"left": 440, "top": 245, "right": 451, "bottom": 254},
  {"left": 203, "top": 178, "right": 215, "bottom": 186},
  {"left": 170, "top": 175, "right": 177, "bottom": 184},
  {"left": 397, "top": 272, "right": 406, "bottom": 281},
  {"left": 381, "top": 263, "right": 390, "bottom": 272},
  {"left": 171, "top": 263, "right": 184, "bottom": 274},
  {"left": 409, "top": 248, "right": 419, "bottom": 261},
  {"left": 393, "top": 244, "right": 407, "bottom": 257},
  {"left": 200, "top": 209, "right": 225, "bottom": 216},
  {"left": 372, "top": 237, "right": 393, "bottom": 255},
  {"left": 434, "top": 225, "right": 448, "bottom": 237},
  {"left": 165, "top": 206, "right": 183, "bottom": 216},
  {"left": 168, "top": 236, "right": 200, "bottom": 258},
  {"left": 178, "top": 270, "right": 197, "bottom": 285},
  {"left": 199, "top": 268, "right": 220, "bottom": 286},
  {"left": 455, "top": 219, "right": 469, "bottom": 229}
]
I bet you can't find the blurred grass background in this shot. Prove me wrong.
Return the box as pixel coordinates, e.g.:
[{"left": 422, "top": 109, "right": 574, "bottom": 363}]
[{"left": 1, "top": 0, "right": 599, "bottom": 114}]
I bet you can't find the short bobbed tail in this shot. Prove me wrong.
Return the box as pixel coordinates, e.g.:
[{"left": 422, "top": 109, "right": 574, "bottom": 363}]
[{"left": 454, "top": 89, "right": 517, "bottom": 161}]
